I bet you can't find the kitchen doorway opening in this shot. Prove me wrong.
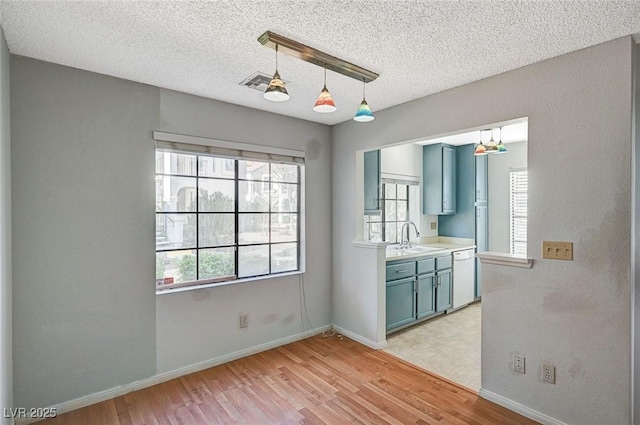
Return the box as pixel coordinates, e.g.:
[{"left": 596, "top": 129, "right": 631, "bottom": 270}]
[{"left": 377, "top": 119, "right": 528, "bottom": 392}]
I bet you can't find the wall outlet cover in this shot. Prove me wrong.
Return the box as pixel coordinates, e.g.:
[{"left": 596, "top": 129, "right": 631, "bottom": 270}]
[
  {"left": 239, "top": 313, "right": 249, "bottom": 329},
  {"left": 513, "top": 354, "right": 525, "bottom": 374},
  {"left": 542, "top": 363, "right": 556, "bottom": 384}
]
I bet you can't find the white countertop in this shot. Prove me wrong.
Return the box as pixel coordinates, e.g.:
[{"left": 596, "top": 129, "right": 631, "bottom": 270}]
[{"left": 385, "top": 237, "right": 475, "bottom": 261}]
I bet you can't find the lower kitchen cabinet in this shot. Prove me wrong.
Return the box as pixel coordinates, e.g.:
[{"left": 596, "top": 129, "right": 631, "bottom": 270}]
[
  {"left": 416, "top": 273, "right": 435, "bottom": 319},
  {"left": 386, "top": 277, "right": 416, "bottom": 330},
  {"left": 386, "top": 254, "right": 453, "bottom": 332},
  {"left": 435, "top": 269, "right": 452, "bottom": 312}
]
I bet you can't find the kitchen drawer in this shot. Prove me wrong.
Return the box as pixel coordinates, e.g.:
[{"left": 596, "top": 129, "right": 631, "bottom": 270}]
[
  {"left": 417, "top": 258, "right": 435, "bottom": 275},
  {"left": 435, "top": 255, "right": 452, "bottom": 270},
  {"left": 386, "top": 261, "right": 416, "bottom": 281}
]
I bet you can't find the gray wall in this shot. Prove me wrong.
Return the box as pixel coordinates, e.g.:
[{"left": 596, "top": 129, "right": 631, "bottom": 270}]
[
  {"left": 155, "top": 90, "right": 332, "bottom": 373},
  {"left": 634, "top": 42, "right": 640, "bottom": 425},
  {"left": 332, "top": 37, "right": 633, "bottom": 424},
  {"left": 10, "top": 55, "right": 332, "bottom": 409},
  {"left": 0, "top": 29, "right": 11, "bottom": 425},
  {"left": 11, "top": 56, "right": 159, "bottom": 408}
]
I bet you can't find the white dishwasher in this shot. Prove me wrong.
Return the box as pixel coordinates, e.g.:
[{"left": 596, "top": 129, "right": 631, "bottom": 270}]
[{"left": 450, "top": 248, "right": 476, "bottom": 311}]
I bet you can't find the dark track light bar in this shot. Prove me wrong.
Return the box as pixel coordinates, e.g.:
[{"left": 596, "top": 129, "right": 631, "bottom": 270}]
[{"left": 257, "top": 31, "right": 379, "bottom": 83}]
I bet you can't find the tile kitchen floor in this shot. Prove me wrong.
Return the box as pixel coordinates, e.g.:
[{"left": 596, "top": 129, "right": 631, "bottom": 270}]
[{"left": 384, "top": 301, "right": 481, "bottom": 392}]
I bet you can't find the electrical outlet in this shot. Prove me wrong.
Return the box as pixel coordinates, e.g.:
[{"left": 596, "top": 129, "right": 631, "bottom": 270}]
[
  {"left": 542, "top": 363, "right": 556, "bottom": 384},
  {"left": 239, "top": 313, "right": 248, "bottom": 329},
  {"left": 430, "top": 221, "right": 437, "bottom": 230},
  {"left": 513, "top": 354, "right": 525, "bottom": 374}
]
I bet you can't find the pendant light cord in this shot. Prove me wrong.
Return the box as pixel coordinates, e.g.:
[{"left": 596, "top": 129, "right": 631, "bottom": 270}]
[
  {"left": 324, "top": 64, "right": 327, "bottom": 88},
  {"left": 275, "top": 44, "right": 279, "bottom": 72}
]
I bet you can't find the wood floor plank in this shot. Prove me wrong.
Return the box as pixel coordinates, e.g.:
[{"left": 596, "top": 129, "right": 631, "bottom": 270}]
[
  {"left": 192, "top": 397, "right": 236, "bottom": 425},
  {"left": 37, "top": 335, "right": 540, "bottom": 425},
  {"left": 112, "top": 396, "right": 133, "bottom": 425}
]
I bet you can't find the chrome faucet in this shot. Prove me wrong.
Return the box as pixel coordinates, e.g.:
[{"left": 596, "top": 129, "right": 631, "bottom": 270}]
[{"left": 400, "top": 221, "right": 420, "bottom": 249}]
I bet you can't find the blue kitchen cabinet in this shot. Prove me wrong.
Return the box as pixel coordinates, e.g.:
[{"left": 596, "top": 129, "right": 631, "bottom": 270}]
[
  {"left": 423, "top": 144, "right": 456, "bottom": 215},
  {"left": 386, "top": 277, "right": 416, "bottom": 330},
  {"left": 386, "top": 254, "right": 452, "bottom": 332},
  {"left": 475, "top": 154, "right": 488, "bottom": 204},
  {"left": 438, "top": 144, "right": 475, "bottom": 238},
  {"left": 416, "top": 273, "right": 436, "bottom": 319},
  {"left": 442, "top": 145, "right": 456, "bottom": 213},
  {"left": 435, "top": 269, "right": 452, "bottom": 312},
  {"left": 364, "top": 149, "right": 381, "bottom": 215},
  {"left": 475, "top": 205, "right": 488, "bottom": 252},
  {"left": 475, "top": 153, "right": 488, "bottom": 299}
]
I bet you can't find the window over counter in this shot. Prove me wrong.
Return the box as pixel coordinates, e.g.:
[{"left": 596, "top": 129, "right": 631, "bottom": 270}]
[
  {"left": 510, "top": 168, "right": 527, "bottom": 256},
  {"left": 154, "top": 132, "right": 304, "bottom": 292},
  {"left": 366, "top": 180, "right": 420, "bottom": 243}
]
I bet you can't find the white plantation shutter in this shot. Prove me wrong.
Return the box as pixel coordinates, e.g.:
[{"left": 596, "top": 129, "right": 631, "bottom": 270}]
[{"left": 510, "top": 169, "right": 528, "bottom": 256}]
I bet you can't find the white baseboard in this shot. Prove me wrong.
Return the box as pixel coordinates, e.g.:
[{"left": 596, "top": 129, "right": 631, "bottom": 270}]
[
  {"left": 332, "top": 325, "right": 387, "bottom": 350},
  {"left": 479, "top": 389, "right": 568, "bottom": 425},
  {"left": 15, "top": 325, "right": 331, "bottom": 425}
]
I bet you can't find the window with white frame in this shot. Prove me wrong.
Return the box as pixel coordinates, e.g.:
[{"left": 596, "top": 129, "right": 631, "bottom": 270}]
[
  {"left": 366, "top": 181, "right": 418, "bottom": 243},
  {"left": 510, "top": 169, "right": 528, "bottom": 256},
  {"left": 155, "top": 137, "right": 303, "bottom": 291}
]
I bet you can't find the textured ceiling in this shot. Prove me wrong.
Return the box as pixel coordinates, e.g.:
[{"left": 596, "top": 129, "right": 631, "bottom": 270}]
[{"left": 1, "top": 1, "right": 640, "bottom": 125}]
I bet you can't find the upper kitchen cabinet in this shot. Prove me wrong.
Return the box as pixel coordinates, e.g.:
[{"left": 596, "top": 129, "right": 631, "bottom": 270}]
[
  {"left": 475, "top": 154, "right": 488, "bottom": 204},
  {"left": 423, "top": 144, "right": 456, "bottom": 215},
  {"left": 364, "top": 149, "right": 381, "bottom": 215}
]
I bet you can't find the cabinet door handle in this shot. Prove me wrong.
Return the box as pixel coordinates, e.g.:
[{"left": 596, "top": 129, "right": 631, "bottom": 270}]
[{"left": 396, "top": 270, "right": 408, "bottom": 273}]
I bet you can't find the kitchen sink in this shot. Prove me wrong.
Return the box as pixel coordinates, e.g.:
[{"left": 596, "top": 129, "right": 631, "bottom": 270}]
[{"left": 386, "top": 244, "right": 442, "bottom": 254}]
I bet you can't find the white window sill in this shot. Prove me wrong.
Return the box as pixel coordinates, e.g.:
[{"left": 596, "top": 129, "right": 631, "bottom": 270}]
[
  {"left": 352, "top": 240, "right": 389, "bottom": 249},
  {"left": 155, "top": 270, "right": 305, "bottom": 295},
  {"left": 476, "top": 252, "right": 533, "bottom": 268}
]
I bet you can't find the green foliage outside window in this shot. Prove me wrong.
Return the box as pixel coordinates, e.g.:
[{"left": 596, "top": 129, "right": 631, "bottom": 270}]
[
  {"left": 178, "top": 252, "right": 235, "bottom": 282},
  {"left": 155, "top": 258, "right": 166, "bottom": 279}
]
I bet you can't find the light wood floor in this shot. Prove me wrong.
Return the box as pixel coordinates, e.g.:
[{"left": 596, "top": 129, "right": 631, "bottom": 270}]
[{"left": 41, "top": 334, "right": 539, "bottom": 424}]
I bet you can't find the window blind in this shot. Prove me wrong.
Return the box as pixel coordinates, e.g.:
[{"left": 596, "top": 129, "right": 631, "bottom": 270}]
[
  {"left": 153, "top": 131, "right": 305, "bottom": 165},
  {"left": 510, "top": 169, "right": 528, "bottom": 257}
]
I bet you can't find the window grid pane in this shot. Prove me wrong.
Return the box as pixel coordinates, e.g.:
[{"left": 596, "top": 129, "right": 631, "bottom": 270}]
[
  {"left": 156, "top": 150, "right": 301, "bottom": 288},
  {"left": 374, "top": 183, "right": 411, "bottom": 243}
]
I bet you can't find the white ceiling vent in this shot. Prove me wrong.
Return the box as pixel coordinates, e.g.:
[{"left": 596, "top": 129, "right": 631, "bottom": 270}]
[{"left": 239, "top": 72, "right": 275, "bottom": 92}]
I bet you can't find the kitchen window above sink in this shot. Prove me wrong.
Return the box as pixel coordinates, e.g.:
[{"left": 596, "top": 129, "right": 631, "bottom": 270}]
[{"left": 366, "top": 181, "right": 420, "bottom": 243}]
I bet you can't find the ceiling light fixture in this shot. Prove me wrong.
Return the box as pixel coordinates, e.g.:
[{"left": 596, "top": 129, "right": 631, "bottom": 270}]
[
  {"left": 258, "top": 31, "right": 378, "bottom": 120},
  {"left": 496, "top": 127, "right": 507, "bottom": 153},
  {"left": 313, "top": 64, "right": 337, "bottom": 113},
  {"left": 258, "top": 31, "right": 378, "bottom": 83},
  {"left": 474, "top": 130, "right": 488, "bottom": 156},
  {"left": 263, "top": 44, "right": 289, "bottom": 102},
  {"left": 354, "top": 78, "right": 374, "bottom": 122},
  {"left": 486, "top": 128, "right": 499, "bottom": 153}
]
